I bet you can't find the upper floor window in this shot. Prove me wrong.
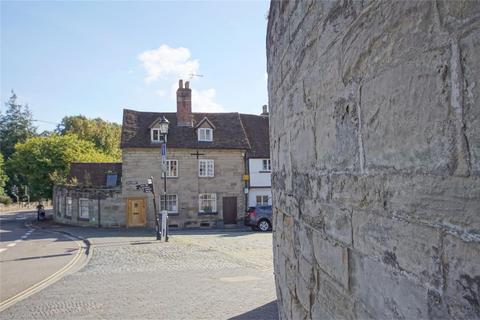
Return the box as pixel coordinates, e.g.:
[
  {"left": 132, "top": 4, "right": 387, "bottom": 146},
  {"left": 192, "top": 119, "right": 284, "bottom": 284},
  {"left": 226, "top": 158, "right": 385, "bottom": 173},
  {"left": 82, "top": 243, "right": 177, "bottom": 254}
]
[
  {"left": 199, "top": 159, "right": 214, "bottom": 177},
  {"left": 198, "top": 128, "right": 213, "bottom": 142},
  {"left": 165, "top": 160, "right": 178, "bottom": 177},
  {"left": 151, "top": 128, "right": 166, "bottom": 143},
  {"left": 262, "top": 159, "right": 271, "bottom": 171}
]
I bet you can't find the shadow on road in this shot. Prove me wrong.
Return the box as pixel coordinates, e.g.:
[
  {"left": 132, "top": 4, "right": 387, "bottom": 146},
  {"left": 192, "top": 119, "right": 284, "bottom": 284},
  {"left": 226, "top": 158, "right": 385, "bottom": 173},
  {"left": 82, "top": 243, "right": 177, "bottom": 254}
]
[{"left": 228, "top": 300, "right": 279, "bottom": 320}]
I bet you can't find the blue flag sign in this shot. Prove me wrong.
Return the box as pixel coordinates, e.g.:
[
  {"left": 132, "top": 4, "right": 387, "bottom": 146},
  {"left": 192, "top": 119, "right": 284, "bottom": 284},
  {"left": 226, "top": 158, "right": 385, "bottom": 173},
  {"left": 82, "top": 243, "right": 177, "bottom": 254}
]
[{"left": 161, "top": 143, "right": 167, "bottom": 160}]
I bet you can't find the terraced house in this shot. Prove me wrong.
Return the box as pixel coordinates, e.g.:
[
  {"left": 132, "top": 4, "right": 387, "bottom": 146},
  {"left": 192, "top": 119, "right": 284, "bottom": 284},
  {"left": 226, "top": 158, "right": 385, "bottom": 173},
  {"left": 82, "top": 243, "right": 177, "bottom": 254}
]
[{"left": 120, "top": 80, "right": 270, "bottom": 229}]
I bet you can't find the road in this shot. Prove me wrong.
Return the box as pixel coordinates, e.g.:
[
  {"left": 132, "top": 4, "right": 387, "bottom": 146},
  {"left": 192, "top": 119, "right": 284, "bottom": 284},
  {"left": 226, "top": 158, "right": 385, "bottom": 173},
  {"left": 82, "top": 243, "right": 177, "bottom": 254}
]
[
  {"left": 0, "top": 224, "right": 277, "bottom": 319},
  {"left": 0, "top": 210, "right": 86, "bottom": 310}
]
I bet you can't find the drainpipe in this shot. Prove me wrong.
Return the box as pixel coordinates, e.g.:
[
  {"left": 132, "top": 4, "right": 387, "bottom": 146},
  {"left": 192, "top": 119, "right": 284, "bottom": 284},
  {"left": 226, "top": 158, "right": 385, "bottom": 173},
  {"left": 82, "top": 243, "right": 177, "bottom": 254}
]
[
  {"left": 97, "top": 195, "right": 101, "bottom": 227},
  {"left": 244, "top": 152, "right": 249, "bottom": 215}
]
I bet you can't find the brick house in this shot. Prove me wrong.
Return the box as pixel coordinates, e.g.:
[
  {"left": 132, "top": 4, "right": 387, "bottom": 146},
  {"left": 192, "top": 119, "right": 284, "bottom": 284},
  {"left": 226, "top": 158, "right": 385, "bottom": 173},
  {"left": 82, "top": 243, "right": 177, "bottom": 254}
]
[{"left": 121, "top": 80, "right": 270, "bottom": 229}]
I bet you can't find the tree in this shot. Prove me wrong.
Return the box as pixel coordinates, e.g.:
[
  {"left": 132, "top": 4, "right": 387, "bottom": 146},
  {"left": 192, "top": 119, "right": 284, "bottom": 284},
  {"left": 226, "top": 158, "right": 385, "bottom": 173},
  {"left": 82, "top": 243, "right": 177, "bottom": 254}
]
[
  {"left": 57, "top": 115, "right": 121, "bottom": 160},
  {"left": 0, "top": 91, "right": 37, "bottom": 159},
  {"left": 7, "top": 134, "right": 116, "bottom": 199},
  {"left": 0, "top": 154, "right": 7, "bottom": 195}
]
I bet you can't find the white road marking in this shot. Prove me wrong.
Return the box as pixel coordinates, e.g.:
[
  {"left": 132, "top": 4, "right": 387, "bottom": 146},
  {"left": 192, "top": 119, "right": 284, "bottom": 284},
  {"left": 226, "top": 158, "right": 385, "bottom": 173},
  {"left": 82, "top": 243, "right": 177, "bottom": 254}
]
[
  {"left": 15, "top": 239, "right": 22, "bottom": 243},
  {"left": 21, "top": 236, "right": 27, "bottom": 239},
  {"left": 16, "top": 217, "right": 26, "bottom": 220},
  {"left": 7, "top": 243, "right": 16, "bottom": 247},
  {"left": 0, "top": 248, "right": 6, "bottom": 253}
]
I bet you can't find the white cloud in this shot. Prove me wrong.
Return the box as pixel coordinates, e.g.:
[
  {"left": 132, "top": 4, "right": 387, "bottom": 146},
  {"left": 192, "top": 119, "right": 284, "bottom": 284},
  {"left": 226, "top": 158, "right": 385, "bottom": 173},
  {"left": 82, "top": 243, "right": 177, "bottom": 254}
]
[
  {"left": 138, "top": 45, "right": 199, "bottom": 83},
  {"left": 156, "top": 89, "right": 166, "bottom": 97},
  {"left": 192, "top": 88, "right": 224, "bottom": 112},
  {"left": 167, "top": 81, "right": 224, "bottom": 112}
]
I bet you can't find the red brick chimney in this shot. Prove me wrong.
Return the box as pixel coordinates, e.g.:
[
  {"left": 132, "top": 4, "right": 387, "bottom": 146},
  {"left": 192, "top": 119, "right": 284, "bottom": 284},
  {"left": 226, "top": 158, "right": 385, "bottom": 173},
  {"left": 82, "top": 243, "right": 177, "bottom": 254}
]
[{"left": 176, "top": 79, "right": 192, "bottom": 127}]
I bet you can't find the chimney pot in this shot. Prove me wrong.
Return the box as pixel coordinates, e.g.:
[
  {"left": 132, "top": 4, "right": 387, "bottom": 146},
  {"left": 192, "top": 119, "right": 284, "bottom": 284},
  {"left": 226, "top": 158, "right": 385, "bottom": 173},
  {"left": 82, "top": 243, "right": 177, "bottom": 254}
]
[
  {"left": 262, "top": 105, "right": 268, "bottom": 115},
  {"left": 179, "top": 79, "right": 184, "bottom": 89},
  {"left": 185, "top": 81, "right": 190, "bottom": 89}
]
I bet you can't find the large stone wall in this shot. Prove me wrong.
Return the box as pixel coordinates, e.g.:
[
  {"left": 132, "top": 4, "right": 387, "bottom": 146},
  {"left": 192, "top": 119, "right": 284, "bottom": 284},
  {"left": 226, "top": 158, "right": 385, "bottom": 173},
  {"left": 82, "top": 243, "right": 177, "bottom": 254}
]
[{"left": 267, "top": 1, "right": 480, "bottom": 319}]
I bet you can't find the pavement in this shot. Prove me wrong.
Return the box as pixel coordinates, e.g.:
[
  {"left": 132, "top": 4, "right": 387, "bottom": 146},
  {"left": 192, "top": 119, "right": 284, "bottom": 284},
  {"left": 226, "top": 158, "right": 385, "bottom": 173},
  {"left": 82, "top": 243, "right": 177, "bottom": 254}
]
[{"left": 0, "top": 216, "right": 278, "bottom": 319}]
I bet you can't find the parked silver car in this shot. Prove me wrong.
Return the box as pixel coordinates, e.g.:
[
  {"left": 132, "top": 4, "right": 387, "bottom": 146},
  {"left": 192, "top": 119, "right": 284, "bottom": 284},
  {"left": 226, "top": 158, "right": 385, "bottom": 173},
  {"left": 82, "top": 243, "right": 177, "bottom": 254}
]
[{"left": 244, "top": 205, "right": 272, "bottom": 232}]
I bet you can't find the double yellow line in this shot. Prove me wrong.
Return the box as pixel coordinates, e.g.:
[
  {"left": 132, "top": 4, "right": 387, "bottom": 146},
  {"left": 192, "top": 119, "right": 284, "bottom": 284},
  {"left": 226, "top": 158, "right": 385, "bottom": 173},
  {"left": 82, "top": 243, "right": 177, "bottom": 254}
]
[{"left": 0, "top": 232, "right": 87, "bottom": 312}]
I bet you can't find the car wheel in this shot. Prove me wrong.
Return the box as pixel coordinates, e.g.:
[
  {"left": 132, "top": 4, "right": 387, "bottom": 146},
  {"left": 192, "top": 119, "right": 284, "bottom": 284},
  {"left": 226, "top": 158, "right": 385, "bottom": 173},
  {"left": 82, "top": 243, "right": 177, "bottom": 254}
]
[{"left": 257, "top": 219, "right": 270, "bottom": 232}]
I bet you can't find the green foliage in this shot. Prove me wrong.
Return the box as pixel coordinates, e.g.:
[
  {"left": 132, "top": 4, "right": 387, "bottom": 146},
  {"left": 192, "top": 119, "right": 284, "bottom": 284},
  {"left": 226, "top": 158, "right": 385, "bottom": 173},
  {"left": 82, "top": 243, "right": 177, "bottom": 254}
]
[
  {"left": 0, "top": 91, "right": 37, "bottom": 159},
  {"left": 0, "top": 154, "right": 6, "bottom": 195},
  {"left": 0, "top": 195, "right": 12, "bottom": 205},
  {"left": 7, "top": 134, "right": 116, "bottom": 199},
  {"left": 57, "top": 115, "right": 121, "bottom": 160}
]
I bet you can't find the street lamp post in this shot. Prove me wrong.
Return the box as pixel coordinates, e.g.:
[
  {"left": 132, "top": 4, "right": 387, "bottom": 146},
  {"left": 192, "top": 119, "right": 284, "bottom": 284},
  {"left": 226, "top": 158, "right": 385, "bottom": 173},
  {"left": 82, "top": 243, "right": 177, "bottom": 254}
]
[{"left": 158, "top": 116, "right": 170, "bottom": 242}]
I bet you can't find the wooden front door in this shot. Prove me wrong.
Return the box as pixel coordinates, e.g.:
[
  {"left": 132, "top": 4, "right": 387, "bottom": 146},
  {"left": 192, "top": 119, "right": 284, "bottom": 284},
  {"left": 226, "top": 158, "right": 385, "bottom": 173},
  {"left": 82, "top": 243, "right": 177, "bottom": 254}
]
[
  {"left": 127, "top": 198, "right": 146, "bottom": 227},
  {"left": 222, "top": 197, "right": 237, "bottom": 224}
]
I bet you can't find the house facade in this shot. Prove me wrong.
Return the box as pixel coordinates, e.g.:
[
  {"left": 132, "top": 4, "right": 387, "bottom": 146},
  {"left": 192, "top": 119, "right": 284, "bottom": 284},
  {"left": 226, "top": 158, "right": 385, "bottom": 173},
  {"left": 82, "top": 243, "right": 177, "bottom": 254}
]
[
  {"left": 121, "top": 80, "right": 269, "bottom": 229},
  {"left": 239, "top": 111, "right": 271, "bottom": 208}
]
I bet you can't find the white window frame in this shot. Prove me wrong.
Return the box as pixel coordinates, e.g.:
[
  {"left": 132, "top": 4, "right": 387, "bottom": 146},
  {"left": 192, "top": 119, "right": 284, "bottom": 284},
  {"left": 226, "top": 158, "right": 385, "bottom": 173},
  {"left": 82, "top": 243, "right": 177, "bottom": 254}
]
[
  {"left": 165, "top": 160, "right": 178, "bottom": 177},
  {"left": 151, "top": 128, "right": 166, "bottom": 143},
  {"left": 79, "top": 198, "right": 89, "bottom": 220},
  {"left": 262, "top": 159, "right": 271, "bottom": 172},
  {"left": 159, "top": 194, "right": 178, "bottom": 213},
  {"left": 198, "top": 128, "right": 213, "bottom": 142},
  {"left": 256, "top": 195, "right": 269, "bottom": 206},
  {"left": 199, "top": 193, "right": 217, "bottom": 213},
  {"left": 199, "top": 159, "right": 214, "bottom": 177},
  {"left": 65, "top": 197, "right": 72, "bottom": 217}
]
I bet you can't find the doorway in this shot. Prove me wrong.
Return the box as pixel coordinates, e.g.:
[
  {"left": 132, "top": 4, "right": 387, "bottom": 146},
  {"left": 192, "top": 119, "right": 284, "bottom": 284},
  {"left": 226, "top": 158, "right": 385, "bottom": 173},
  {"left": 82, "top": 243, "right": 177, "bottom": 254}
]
[
  {"left": 222, "top": 196, "right": 237, "bottom": 224},
  {"left": 126, "top": 198, "right": 146, "bottom": 227}
]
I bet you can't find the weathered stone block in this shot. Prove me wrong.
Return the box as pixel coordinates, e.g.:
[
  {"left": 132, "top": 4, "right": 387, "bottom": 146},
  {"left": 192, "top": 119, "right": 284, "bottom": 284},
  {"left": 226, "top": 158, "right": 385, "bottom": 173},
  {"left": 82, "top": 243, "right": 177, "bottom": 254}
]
[
  {"left": 461, "top": 31, "right": 480, "bottom": 175},
  {"left": 350, "top": 252, "right": 429, "bottom": 319},
  {"left": 442, "top": 235, "right": 480, "bottom": 319},
  {"left": 353, "top": 209, "right": 442, "bottom": 288},
  {"left": 361, "top": 57, "right": 453, "bottom": 173},
  {"left": 312, "top": 230, "right": 349, "bottom": 288}
]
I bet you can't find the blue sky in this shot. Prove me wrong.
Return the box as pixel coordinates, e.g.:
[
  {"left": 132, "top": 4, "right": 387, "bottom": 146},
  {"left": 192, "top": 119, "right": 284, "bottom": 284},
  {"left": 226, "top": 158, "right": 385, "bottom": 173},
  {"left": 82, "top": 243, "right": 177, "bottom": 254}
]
[{"left": 1, "top": 0, "right": 270, "bottom": 132}]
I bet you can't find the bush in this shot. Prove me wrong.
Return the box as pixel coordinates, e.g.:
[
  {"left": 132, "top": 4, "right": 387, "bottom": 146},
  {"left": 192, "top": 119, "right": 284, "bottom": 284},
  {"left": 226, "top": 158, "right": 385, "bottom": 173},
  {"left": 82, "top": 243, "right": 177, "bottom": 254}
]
[{"left": 0, "top": 195, "right": 13, "bottom": 205}]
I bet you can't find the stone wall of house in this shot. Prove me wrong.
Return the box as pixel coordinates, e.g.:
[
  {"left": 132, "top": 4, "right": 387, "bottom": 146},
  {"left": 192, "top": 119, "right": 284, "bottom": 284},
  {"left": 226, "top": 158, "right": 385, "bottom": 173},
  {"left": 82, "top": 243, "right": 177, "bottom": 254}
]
[
  {"left": 53, "top": 185, "right": 124, "bottom": 227},
  {"left": 122, "top": 148, "right": 246, "bottom": 228},
  {"left": 267, "top": 1, "right": 480, "bottom": 319}
]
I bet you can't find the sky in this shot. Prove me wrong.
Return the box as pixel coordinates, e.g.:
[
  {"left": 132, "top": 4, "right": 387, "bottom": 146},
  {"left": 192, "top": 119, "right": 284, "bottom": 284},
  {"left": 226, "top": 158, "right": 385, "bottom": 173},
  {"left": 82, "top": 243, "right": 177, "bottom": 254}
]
[{"left": 1, "top": 0, "right": 270, "bottom": 132}]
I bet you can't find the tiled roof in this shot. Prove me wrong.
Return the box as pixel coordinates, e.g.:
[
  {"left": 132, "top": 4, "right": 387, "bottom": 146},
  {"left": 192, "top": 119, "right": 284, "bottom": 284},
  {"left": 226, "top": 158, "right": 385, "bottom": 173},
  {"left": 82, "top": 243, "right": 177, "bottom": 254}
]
[
  {"left": 68, "top": 162, "right": 122, "bottom": 187},
  {"left": 121, "top": 109, "right": 251, "bottom": 150},
  {"left": 240, "top": 114, "right": 270, "bottom": 158}
]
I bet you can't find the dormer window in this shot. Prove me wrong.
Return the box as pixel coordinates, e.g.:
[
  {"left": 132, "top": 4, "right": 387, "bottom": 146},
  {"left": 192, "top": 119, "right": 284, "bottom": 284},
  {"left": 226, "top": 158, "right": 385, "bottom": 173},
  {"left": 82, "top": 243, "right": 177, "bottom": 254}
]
[
  {"left": 151, "top": 128, "right": 166, "bottom": 143},
  {"left": 149, "top": 115, "right": 169, "bottom": 144},
  {"left": 198, "top": 128, "right": 213, "bottom": 142}
]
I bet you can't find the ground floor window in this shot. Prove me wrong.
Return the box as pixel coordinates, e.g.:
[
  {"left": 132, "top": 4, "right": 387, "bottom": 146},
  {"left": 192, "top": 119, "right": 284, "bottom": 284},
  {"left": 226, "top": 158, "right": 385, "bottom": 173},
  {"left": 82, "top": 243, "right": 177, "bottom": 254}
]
[
  {"left": 79, "top": 198, "right": 89, "bottom": 219},
  {"left": 57, "top": 196, "right": 62, "bottom": 216},
  {"left": 65, "top": 197, "right": 72, "bottom": 217},
  {"left": 160, "top": 194, "right": 178, "bottom": 213},
  {"left": 199, "top": 193, "right": 217, "bottom": 213},
  {"left": 256, "top": 195, "right": 269, "bottom": 206}
]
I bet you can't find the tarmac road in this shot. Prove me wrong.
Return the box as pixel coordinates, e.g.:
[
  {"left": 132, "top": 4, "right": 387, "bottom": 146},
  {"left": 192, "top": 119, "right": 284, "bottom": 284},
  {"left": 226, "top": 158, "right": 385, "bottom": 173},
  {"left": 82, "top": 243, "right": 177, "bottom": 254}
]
[{"left": 0, "top": 210, "right": 87, "bottom": 310}]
